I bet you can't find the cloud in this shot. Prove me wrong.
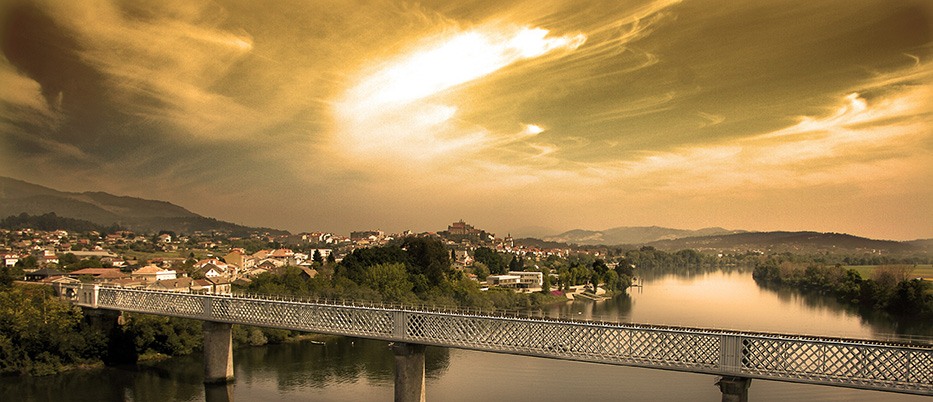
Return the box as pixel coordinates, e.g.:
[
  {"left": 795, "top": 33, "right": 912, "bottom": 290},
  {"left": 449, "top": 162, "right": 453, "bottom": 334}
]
[
  {"left": 25, "top": 0, "right": 268, "bottom": 141},
  {"left": 333, "top": 22, "right": 586, "bottom": 162},
  {"left": 0, "top": 62, "right": 62, "bottom": 132},
  {"left": 601, "top": 62, "right": 933, "bottom": 194},
  {"left": 695, "top": 112, "right": 725, "bottom": 127},
  {"left": 428, "top": 57, "right": 933, "bottom": 204}
]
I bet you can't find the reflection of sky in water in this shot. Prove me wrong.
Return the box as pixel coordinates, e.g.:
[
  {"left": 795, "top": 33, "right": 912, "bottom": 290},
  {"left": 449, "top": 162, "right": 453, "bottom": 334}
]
[{"left": 546, "top": 271, "right": 888, "bottom": 340}]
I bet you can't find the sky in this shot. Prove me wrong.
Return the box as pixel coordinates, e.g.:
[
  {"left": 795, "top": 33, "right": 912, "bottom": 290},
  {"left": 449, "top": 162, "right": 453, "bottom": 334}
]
[{"left": 1, "top": 0, "right": 931, "bottom": 241}]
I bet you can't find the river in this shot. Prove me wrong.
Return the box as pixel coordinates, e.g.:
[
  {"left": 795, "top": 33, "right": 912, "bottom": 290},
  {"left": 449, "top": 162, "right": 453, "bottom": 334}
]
[{"left": 2, "top": 270, "right": 930, "bottom": 401}]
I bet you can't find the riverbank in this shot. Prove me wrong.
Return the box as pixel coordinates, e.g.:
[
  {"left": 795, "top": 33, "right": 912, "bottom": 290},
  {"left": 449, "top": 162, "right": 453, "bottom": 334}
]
[{"left": 753, "top": 262, "right": 933, "bottom": 321}]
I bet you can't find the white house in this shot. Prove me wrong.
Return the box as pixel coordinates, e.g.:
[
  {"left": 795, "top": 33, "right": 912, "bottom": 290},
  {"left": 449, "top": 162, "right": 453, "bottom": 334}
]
[{"left": 132, "top": 265, "right": 177, "bottom": 283}]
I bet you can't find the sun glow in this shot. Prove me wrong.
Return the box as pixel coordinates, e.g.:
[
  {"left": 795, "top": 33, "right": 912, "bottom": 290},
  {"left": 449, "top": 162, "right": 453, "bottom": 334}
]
[
  {"left": 334, "top": 25, "right": 585, "bottom": 160},
  {"left": 342, "top": 26, "right": 585, "bottom": 113}
]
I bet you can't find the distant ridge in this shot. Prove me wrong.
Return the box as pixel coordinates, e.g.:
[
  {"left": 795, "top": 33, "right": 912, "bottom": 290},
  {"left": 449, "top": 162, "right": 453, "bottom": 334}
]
[
  {"left": 0, "top": 176, "right": 287, "bottom": 235},
  {"left": 544, "top": 226, "right": 745, "bottom": 245},
  {"left": 536, "top": 226, "right": 924, "bottom": 254},
  {"left": 645, "top": 231, "right": 916, "bottom": 253}
]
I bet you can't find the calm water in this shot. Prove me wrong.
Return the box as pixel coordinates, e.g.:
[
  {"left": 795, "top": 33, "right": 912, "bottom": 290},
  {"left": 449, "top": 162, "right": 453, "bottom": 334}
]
[{"left": 2, "top": 271, "right": 930, "bottom": 402}]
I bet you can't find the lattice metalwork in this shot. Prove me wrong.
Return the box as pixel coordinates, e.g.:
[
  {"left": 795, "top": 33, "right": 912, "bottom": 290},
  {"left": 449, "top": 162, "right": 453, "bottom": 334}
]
[
  {"left": 60, "top": 284, "right": 932, "bottom": 396},
  {"left": 405, "top": 312, "right": 720, "bottom": 369},
  {"left": 741, "top": 337, "right": 933, "bottom": 393},
  {"left": 98, "top": 287, "right": 205, "bottom": 316}
]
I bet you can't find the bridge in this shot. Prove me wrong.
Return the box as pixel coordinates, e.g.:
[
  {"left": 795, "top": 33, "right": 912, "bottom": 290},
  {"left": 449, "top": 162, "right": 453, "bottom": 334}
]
[{"left": 59, "top": 283, "right": 933, "bottom": 402}]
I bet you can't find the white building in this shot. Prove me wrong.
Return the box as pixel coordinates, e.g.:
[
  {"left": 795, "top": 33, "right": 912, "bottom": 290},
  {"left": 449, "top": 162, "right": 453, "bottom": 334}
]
[
  {"left": 509, "top": 271, "right": 543, "bottom": 288},
  {"left": 132, "top": 265, "right": 177, "bottom": 283},
  {"left": 487, "top": 271, "right": 543, "bottom": 290}
]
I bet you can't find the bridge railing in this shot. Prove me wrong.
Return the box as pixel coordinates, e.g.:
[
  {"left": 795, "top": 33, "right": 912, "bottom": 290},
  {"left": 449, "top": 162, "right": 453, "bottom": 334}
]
[{"left": 59, "top": 283, "right": 933, "bottom": 396}]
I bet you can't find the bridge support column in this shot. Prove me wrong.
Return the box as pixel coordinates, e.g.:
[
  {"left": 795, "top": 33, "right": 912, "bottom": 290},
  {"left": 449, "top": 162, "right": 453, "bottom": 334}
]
[
  {"left": 391, "top": 342, "right": 426, "bottom": 402},
  {"left": 716, "top": 376, "right": 751, "bottom": 402},
  {"left": 203, "top": 321, "right": 234, "bottom": 384},
  {"left": 84, "top": 308, "right": 124, "bottom": 332}
]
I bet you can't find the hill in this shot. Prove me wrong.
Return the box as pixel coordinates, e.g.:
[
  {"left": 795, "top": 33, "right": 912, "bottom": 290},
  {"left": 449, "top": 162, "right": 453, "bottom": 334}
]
[
  {"left": 0, "top": 176, "right": 287, "bottom": 236},
  {"left": 645, "top": 231, "right": 915, "bottom": 253},
  {"left": 544, "top": 226, "right": 744, "bottom": 245}
]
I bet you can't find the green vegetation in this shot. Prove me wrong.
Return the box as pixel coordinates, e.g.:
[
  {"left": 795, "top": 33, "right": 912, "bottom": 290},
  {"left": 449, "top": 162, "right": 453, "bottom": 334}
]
[
  {"left": 753, "top": 261, "right": 933, "bottom": 318},
  {"left": 0, "top": 285, "right": 106, "bottom": 375},
  {"left": 0, "top": 281, "right": 313, "bottom": 376},
  {"left": 0, "top": 212, "right": 122, "bottom": 234},
  {"left": 246, "top": 237, "right": 567, "bottom": 310},
  {"left": 846, "top": 265, "right": 933, "bottom": 280}
]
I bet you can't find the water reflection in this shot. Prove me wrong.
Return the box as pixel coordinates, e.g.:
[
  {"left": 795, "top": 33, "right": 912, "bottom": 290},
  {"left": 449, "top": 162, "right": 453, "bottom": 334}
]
[
  {"left": 235, "top": 337, "right": 449, "bottom": 391},
  {"left": 535, "top": 293, "right": 634, "bottom": 322},
  {"left": 204, "top": 383, "right": 234, "bottom": 402},
  {"left": 525, "top": 270, "right": 927, "bottom": 342},
  {"left": 755, "top": 279, "right": 933, "bottom": 342},
  {"left": 0, "top": 353, "right": 206, "bottom": 402}
]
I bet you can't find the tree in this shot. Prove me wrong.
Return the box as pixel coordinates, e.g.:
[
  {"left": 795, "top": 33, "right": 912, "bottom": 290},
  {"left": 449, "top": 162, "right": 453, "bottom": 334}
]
[
  {"left": 361, "top": 263, "right": 413, "bottom": 301},
  {"left": 0, "top": 265, "right": 23, "bottom": 288},
  {"left": 336, "top": 245, "right": 409, "bottom": 284},
  {"left": 402, "top": 236, "right": 452, "bottom": 287},
  {"left": 887, "top": 279, "right": 932, "bottom": 316},
  {"left": 508, "top": 255, "right": 524, "bottom": 272},
  {"left": 474, "top": 247, "right": 505, "bottom": 275},
  {"left": 592, "top": 259, "right": 609, "bottom": 277},
  {"left": 312, "top": 250, "right": 324, "bottom": 264},
  {"left": 60, "top": 253, "right": 80, "bottom": 266},
  {"left": 472, "top": 262, "right": 490, "bottom": 281},
  {"left": 614, "top": 259, "right": 634, "bottom": 277},
  {"left": 872, "top": 265, "right": 914, "bottom": 290},
  {"left": 14, "top": 256, "right": 38, "bottom": 270}
]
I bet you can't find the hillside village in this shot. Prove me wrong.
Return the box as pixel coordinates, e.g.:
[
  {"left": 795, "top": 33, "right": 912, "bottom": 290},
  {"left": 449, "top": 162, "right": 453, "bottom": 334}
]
[{"left": 1, "top": 220, "right": 613, "bottom": 295}]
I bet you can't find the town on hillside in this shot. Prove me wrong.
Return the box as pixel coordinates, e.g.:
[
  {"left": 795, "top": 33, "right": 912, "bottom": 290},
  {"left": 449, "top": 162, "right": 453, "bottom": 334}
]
[{"left": 1, "top": 220, "right": 621, "bottom": 297}]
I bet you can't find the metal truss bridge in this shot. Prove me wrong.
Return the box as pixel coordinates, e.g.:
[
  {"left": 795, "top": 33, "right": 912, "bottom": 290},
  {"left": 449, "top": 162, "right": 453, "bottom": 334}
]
[{"left": 61, "top": 284, "right": 932, "bottom": 397}]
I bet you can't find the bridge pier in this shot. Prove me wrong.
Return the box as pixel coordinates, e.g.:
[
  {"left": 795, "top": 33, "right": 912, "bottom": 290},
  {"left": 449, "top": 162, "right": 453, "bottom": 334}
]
[
  {"left": 716, "top": 376, "right": 751, "bottom": 402},
  {"left": 204, "top": 383, "right": 234, "bottom": 402},
  {"left": 83, "top": 308, "right": 124, "bottom": 331},
  {"left": 391, "top": 342, "right": 426, "bottom": 402},
  {"left": 203, "top": 321, "right": 234, "bottom": 384}
]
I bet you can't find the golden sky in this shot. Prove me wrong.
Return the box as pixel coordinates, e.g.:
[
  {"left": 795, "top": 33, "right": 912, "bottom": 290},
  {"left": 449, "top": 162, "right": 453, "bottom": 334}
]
[{"left": 1, "top": 0, "right": 931, "bottom": 240}]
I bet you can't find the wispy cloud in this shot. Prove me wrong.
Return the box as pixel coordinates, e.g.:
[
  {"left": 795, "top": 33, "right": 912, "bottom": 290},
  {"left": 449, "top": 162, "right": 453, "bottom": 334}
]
[
  {"left": 586, "top": 62, "right": 933, "bottom": 195},
  {"left": 33, "top": 0, "right": 266, "bottom": 140},
  {"left": 334, "top": 22, "right": 586, "bottom": 161}
]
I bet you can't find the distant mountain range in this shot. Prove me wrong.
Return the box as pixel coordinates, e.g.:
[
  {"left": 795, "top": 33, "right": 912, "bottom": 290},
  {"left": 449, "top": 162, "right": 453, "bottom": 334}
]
[
  {"left": 643, "top": 231, "right": 922, "bottom": 253},
  {"left": 532, "top": 226, "right": 930, "bottom": 253},
  {"left": 544, "top": 226, "right": 746, "bottom": 245},
  {"left": 3, "top": 176, "right": 929, "bottom": 253},
  {"left": 0, "top": 176, "right": 286, "bottom": 235}
]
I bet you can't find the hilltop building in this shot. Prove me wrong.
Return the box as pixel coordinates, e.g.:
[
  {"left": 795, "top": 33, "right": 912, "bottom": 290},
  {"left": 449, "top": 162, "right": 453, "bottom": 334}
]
[{"left": 448, "top": 220, "right": 480, "bottom": 235}]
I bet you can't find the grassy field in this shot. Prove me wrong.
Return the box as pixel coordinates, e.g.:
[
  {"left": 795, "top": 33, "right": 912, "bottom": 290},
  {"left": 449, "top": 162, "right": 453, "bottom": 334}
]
[{"left": 845, "top": 265, "right": 933, "bottom": 280}]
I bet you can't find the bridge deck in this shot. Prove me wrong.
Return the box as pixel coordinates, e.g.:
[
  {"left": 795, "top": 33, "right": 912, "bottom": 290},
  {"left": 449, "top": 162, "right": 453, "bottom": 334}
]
[{"left": 60, "top": 284, "right": 933, "bottom": 396}]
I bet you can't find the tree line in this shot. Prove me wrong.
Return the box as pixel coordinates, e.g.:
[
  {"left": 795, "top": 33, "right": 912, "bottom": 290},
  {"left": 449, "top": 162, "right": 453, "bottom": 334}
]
[
  {"left": 752, "top": 260, "right": 933, "bottom": 318},
  {"left": 0, "top": 283, "right": 307, "bottom": 376},
  {"left": 1, "top": 212, "right": 123, "bottom": 234}
]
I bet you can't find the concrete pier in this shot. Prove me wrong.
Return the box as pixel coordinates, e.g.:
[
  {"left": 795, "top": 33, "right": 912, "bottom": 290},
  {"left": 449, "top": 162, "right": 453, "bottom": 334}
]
[
  {"left": 84, "top": 308, "right": 123, "bottom": 331},
  {"left": 202, "top": 321, "right": 234, "bottom": 384},
  {"left": 716, "top": 376, "right": 751, "bottom": 402},
  {"left": 391, "top": 342, "right": 426, "bottom": 402}
]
